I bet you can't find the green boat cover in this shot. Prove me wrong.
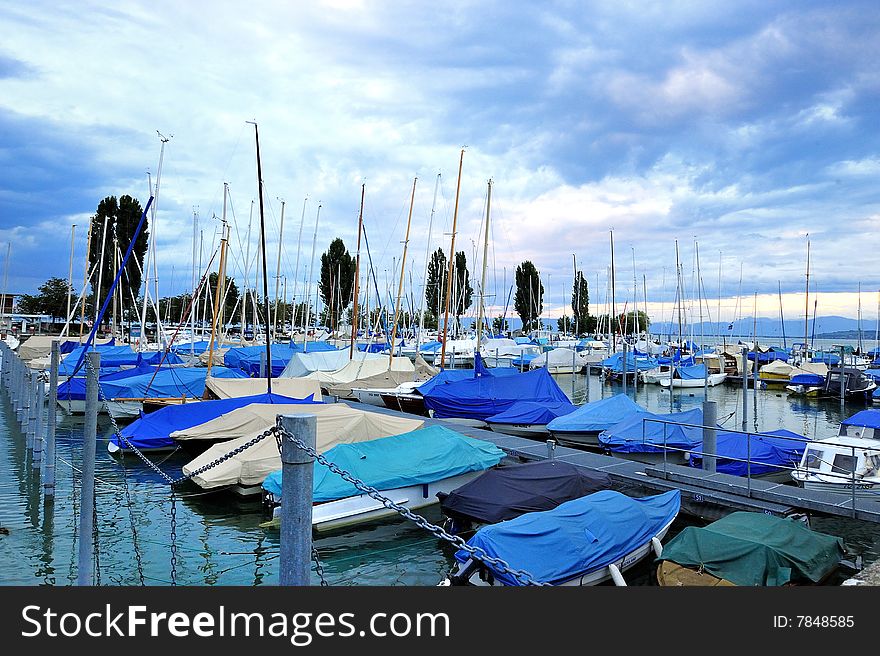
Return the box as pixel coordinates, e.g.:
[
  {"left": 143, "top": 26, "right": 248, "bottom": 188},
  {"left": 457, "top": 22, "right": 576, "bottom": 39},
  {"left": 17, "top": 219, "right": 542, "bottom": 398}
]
[{"left": 657, "top": 512, "right": 845, "bottom": 586}]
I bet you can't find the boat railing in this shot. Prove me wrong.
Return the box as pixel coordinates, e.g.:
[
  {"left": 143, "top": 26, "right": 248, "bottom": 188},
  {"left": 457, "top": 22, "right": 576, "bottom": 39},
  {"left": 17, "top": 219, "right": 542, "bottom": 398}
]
[{"left": 642, "top": 418, "right": 870, "bottom": 511}]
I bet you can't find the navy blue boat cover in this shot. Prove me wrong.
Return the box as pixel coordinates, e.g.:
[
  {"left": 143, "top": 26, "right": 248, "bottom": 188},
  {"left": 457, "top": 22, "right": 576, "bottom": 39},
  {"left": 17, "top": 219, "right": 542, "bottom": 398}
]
[
  {"left": 485, "top": 400, "right": 577, "bottom": 426},
  {"left": 421, "top": 355, "right": 569, "bottom": 420},
  {"left": 598, "top": 407, "right": 705, "bottom": 453},
  {"left": 438, "top": 460, "right": 612, "bottom": 524},
  {"left": 842, "top": 409, "right": 880, "bottom": 430},
  {"left": 688, "top": 428, "right": 808, "bottom": 477},
  {"left": 455, "top": 489, "right": 681, "bottom": 585},
  {"left": 111, "top": 392, "right": 319, "bottom": 450},
  {"left": 262, "top": 424, "right": 505, "bottom": 501},
  {"left": 547, "top": 394, "right": 645, "bottom": 434}
]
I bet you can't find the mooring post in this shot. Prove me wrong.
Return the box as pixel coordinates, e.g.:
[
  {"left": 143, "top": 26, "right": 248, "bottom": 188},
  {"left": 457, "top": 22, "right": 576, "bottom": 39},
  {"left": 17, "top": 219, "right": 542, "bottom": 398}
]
[
  {"left": 839, "top": 345, "right": 846, "bottom": 406},
  {"left": 26, "top": 371, "right": 36, "bottom": 450},
  {"left": 702, "top": 400, "right": 717, "bottom": 473},
  {"left": 44, "top": 341, "right": 59, "bottom": 500},
  {"left": 15, "top": 357, "right": 24, "bottom": 424},
  {"left": 259, "top": 350, "right": 267, "bottom": 379},
  {"left": 741, "top": 347, "right": 748, "bottom": 431},
  {"left": 546, "top": 439, "right": 556, "bottom": 460},
  {"left": 77, "top": 351, "right": 100, "bottom": 586},
  {"left": 278, "top": 413, "right": 317, "bottom": 586},
  {"left": 32, "top": 370, "right": 43, "bottom": 470}
]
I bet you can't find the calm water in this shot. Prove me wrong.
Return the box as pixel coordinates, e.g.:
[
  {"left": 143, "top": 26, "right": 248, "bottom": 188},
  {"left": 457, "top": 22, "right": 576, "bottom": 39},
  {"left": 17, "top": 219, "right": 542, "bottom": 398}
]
[{"left": 1, "top": 362, "right": 877, "bottom": 586}]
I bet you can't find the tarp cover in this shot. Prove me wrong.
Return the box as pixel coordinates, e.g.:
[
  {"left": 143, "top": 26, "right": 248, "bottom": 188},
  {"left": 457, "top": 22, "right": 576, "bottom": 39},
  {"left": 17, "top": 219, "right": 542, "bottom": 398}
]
[
  {"left": 224, "top": 344, "right": 298, "bottom": 377},
  {"left": 485, "top": 400, "right": 577, "bottom": 426},
  {"left": 597, "top": 407, "right": 706, "bottom": 453},
  {"left": 261, "top": 424, "right": 505, "bottom": 501},
  {"left": 279, "top": 350, "right": 379, "bottom": 379},
  {"left": 183, "top": 404, "right": 425, "bottom": 489},
  {"left": 438, "top": 460, "right": 612, "bottom": 525},
  {"left": 59, "top": 363, "right": 161, "bottom": 402},
  {"left": 421, "top": 365, "right": 571, "bottom": 421},
  {"left": 205, "top": 376, "right": 323, "bottom": 401},
  {"left": 416, "top": 365, "right": 518, "bottom": 396},
  {"left": 688, "top": 428, "right": 809, "bottom": 477},
  {"left": 547, "top": 394, "right": 645, "bottom": 434},
  {"left": 455, "top": 490, "right": 681, "bottom": 586},
  {"left": 789, "top": 373, "right": 825, "bottom": 386},
  {"left": 528, "top": 348, "right": 586, "bottom": 369},
  {"left": 304, "top": 356, "right": 414, "bottom": 385},
  {"left": 676, "top": 363, "right": 707, "bottom": 380},
  {"left": 99, "top": 366, "right": 247, "bottom": 400},
  {"left": 112, "top": 392, "right": 316, "bottom": 451},
  {"left": 601, "top": 352, "right": 659, "bottom": 372},
  {"left": 842, "top": 409, "right": 880, "bottom": 430},
  {"left": 656, "top": 512, "right": 844, "bottom": 586},
  {"left": 58, "top": 345, "right": 183, "bottom": 375}
]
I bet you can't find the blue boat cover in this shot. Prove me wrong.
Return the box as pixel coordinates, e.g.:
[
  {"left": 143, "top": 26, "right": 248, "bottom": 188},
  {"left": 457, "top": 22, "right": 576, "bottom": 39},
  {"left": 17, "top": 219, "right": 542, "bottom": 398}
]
[
  {"left": 416, "top": 364, "right": 519, "bottom": 397},
  {"left": 421, "top": 365, "right": 571, "bottom": 421},
  {"left": 100, "top": 366, "right": 247, "bottom": 400},
  {"left": 418, "top": 340, "right": 442, "bottom": 353},
  {"left": 600, "top": 352, "right": 658, "bottom": 372},
  {"left": 111, "top": 392, "right": 319, "bottom": 451},
  {"left": 598, "top": 407, "right": 706, "bottom": 453},
  {"left": 789, "top": 373, "right": 825, "bottom": 386},
  {"left": 547, "top": 394, "right": 645, "bottom": 434},
  {"left": 224, "top": 344, "right": 298, "bottom": 377},
  {"left": 485, "top": 400, "right": 577, "bottom": 426},
  {"left": 58, "top": 346, "right": 183, "bottom": 375},
  {"left": 454, "top": 489, "right": 681, "bottom": 586},
  {"left": 688, "top": 428, "right": 809, "bottom": 477},
  {"left": 261, "top": 424, "right": 505, "bottom": 501},
  {"left": 439, "top": 460, "right": 612, "bottom": 525},
  {"left": 60, "top": 337, "right": 115, "bottom": 354},
  {"left": 676, "top": 363, "right": 707, "bottom": 380},
  {"left": 59, "top": 363, "right": 160, "bottom": 401},
  {"left": 842, "top": 409, "right": 880, "bottom": 430}
]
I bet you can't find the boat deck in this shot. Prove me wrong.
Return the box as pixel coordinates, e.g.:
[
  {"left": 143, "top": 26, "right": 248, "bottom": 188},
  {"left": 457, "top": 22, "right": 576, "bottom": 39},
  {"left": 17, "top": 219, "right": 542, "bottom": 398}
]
[{"left": 342, "top": 400, "right": 880, "bottom": 524}]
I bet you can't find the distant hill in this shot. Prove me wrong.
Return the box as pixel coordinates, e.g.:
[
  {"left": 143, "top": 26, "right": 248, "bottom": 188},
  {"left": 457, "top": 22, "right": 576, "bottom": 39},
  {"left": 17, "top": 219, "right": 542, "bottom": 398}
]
[{"left": 648, "top": 316, "right": 870, "bottom": 339}]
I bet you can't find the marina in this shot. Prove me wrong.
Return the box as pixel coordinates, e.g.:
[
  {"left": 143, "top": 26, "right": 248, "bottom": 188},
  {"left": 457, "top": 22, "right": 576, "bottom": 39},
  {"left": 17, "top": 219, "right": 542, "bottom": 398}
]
[{"left": 1, "top": 336, "right": 879, "bottom": 587}]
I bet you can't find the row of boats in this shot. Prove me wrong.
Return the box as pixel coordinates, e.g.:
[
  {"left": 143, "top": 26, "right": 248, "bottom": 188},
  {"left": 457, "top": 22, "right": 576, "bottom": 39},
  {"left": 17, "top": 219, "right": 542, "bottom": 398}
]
[{"left": 11, "top": 332, "right": 876, "bottom": 585}]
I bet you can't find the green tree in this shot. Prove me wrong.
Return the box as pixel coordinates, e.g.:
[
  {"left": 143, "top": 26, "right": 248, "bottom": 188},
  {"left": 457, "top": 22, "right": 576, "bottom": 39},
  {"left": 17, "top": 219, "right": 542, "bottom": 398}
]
[
  {"left": 557, "top": 316, "right": 575, "bottom": 334},
  {"left": 88, "top": 195, "right": 149, "bottom": 323},
  {"left": 619, "top": 310, "right": 651, "bottom": 334},
  {"left": 17, "top": 277, "right": 76, "bottom": 320},
  {"left": 207, "top": 272, "right": 240, "bottom": 326},
  {"left": 514, "top": 260, "right": 544, "bottom": 333},
  {"left": 452, "top": 250, "right": 473, "bottom": 325},
  {"left": 492, "top": 316, "right": 509, "bottom": 335},
  {"left": 319, "top": 238, "right": 355, "bottom": 330},
  {"left": 424, "top": 248, "right": 447, "bottom": 319},
  {"left": 571, "top": 271, "right": 590, "bottom": 335}
]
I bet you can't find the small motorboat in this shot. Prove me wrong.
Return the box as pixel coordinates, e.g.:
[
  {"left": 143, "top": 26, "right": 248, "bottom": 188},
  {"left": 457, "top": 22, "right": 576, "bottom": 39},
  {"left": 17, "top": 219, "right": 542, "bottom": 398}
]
[
  {"left": 656, "top": 511, "right": 845, "bottom": 586},
  {"left": 441, "top": 489, "right": 680, "bottom": 586},
  {"left": 484, "top": 400, "right": 577, "bottom": 439}
]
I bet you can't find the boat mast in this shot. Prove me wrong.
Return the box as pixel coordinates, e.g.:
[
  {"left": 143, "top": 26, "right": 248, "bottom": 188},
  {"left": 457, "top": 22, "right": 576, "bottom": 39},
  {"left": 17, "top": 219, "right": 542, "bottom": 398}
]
[
  {"left": 203, "top": 198, "right": 228, "bottom": 394},
  {"left": 291, "top": 196, "right": 308, "bottom": 340},
  {"left": 191, "top": 209, "right": 198, "bottom": 352},
  {"left": 94, "top": 216, "right": 109, "bottom": 336},
  {"left": 674, "top": 239, "right": 683, "bottom": 350},
  {"left": 305, "top": 202, "right": 322, "bottom": 346},
  {"left": 778, "top": 280, "right": 786, "bottom": 350},
  {"left": 858, "top": 281, "right": 863, "bottom": 354},
  {"left": 389, "top": 177, "right": 418, "bottom": 363},
  {"left": 440, "top": 148, "right": 465, "bottom": 368},
  {"left": 79, "top": 223, "right": 92, "bottom": 342},
  {"left": 416, "top": 173, "right": 441, "bottom": 346},
  {"left": 610, "top": 230, "right": 617, "bottom": 352},
  {"left": 64, "top": 225, "right": 76, "bottom": 337},
  {"left": 272, "top": 197, "right": 286, "bottom": 342},
  {"left": 476, "top": 179, "right": 492, "bottom": 344},
  {"left": 0, "top": 242, "right": 9, "bottom": 334},
  {"left": 250, "top": 121, "right": 273, "bottom": 394},
  {"left": 804, "top": 234, "right": 810, "bottom": 355},
  {"left": 349, "top": 184, "right": 366, "bottom": 358}
]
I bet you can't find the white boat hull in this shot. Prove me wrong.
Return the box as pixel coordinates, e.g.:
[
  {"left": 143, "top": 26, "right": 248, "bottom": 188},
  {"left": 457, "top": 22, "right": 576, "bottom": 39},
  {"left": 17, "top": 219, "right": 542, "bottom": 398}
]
[
  {"left": 487, "top": 423, "right": 550, "bottom": 439},
  {"left": 547, "top": 430, "right": 602, "bottom": 448},
  {"left": 659, "top": 373, "right": 727, "bottom": 388},
  {"left": 270, "top": 471, "right": 485, "bottom": 532},
  {"left": 349, "top": 388, "right": 388, "bottom": 407}
]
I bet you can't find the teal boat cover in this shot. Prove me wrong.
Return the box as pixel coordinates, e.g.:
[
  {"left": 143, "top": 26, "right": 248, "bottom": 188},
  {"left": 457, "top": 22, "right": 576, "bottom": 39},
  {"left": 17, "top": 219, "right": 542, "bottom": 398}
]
[
  {"left": 547, "top": 394, "right": 645, "bottom": 434},
  {"left": 598, "top": 407, "right": 706, "bottom": 453},
  {"left": 261, "top": 424, "right": 505, "bottom": 501},
  {"left": 656, "top": 512, "right": 845, "bottom": 585},
  {"left": 455, "top": 489, "right": 680, "bottom": 586}
]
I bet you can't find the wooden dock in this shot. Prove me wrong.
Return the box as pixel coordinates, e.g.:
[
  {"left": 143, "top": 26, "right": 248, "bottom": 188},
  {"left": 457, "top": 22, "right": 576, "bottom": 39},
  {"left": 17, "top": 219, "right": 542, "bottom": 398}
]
[{"left": 345, "top": 399, "right": 880, "bottom": 524}]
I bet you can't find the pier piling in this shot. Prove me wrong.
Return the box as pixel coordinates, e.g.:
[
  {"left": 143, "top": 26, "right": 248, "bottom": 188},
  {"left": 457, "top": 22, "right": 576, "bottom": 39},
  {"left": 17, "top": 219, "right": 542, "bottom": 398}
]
[
  {"left": 77, "top": 351, "right": 100, "bottom": 586},
  {"left": 702, "top": 400, "right": 717, "bottom": 473},
  {"left": 278, "top": 413, "right": 316, "bottom": 586},
  {"left": 44, "top": 341, "right": 59, "bottom": 500},
  {"left": 741, "top": 347, "right": 748, "bottom": 431}
]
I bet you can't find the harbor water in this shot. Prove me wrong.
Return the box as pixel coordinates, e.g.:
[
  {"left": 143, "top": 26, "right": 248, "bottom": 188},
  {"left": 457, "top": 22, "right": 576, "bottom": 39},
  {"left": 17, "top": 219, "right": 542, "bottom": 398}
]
[{"left": 1, "top": 350, "right": 879, "bottom": 586}]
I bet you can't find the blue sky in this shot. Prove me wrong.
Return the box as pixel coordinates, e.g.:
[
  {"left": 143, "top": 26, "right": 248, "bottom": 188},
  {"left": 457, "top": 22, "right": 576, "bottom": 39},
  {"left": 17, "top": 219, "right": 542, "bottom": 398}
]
[{"left": 0, "top": 1, "right": 878, "bottom": 325}]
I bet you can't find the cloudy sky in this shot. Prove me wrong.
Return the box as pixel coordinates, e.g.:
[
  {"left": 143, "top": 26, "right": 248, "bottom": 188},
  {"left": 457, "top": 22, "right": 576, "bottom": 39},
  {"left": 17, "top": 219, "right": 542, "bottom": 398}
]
[{"left": 1, "top": 0, "right": 878, "bottom": 326}]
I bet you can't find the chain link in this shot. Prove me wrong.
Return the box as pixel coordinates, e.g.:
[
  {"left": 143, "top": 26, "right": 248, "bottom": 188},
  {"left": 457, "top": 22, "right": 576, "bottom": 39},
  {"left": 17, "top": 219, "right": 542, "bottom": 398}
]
[
  {"left": 93, "top": 492, "right": 101, "bottom": 586},
  {"left": 169, "top": 427, "right": 276, "bottom": 486},
  {"left": 312, "top": 547, "right": 329, "bottom": 586},
  {"left": 170, "top": 489, "right": 178, "bottom": 586},
  {"left": 274, "top": 423, "right": 548, "bottom": 586}
]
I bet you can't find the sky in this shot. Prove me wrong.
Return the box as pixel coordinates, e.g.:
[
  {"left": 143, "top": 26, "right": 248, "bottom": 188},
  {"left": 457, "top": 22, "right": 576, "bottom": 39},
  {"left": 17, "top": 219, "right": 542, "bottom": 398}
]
[{"left": 0, "top": 0, "right": 878, "bottom": 326}]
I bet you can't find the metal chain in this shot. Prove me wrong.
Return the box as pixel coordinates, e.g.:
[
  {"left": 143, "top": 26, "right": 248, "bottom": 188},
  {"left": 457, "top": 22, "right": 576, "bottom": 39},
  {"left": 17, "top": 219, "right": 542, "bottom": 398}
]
[
  {"left": 118, "top": 454, "right": 146, "bottom": 585},
  {"left": 170, "top": 488, "right": 178, "bottom": 586},
  {"left": 312, "top": 547, "right": 329, "bottom": 586},
  {"left": 274, "top": 423, "right": 548, "bottom": 586},
  {"left": 169, "top": 427, "right": 277, "bottom": 486}
]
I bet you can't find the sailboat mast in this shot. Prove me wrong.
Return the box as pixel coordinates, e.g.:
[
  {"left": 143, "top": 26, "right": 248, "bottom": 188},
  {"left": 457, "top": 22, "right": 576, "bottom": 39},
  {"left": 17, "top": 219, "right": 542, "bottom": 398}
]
[
  {"left": 417, "top": 173, "right": 440, "bottom": 346},
  {"left": 191, "top": 209, "right": 198, "bottom": 351},
  {"left": 203, "top": 203, "right": 228, "bottom": 392},
  {"left": 610, "top": 230, "right": 617, "bottom": 351},
  {"left": 349, "top": 184, "right": 366, "bottom": 358},
  {"left": 804, "top": 234, "right": 810, "bottom": 353},
  {"left": 778, "top": 281, "right": 786, "bottom": 349},
  {"left": 389, "top": 177, "right": 418, "bottom": 363},
  {"left": 251, "top": 121, "right": 273, "bottom": 394},
  {"left": 674, "top": 240, "right": 683, "bottom": 349},
  {"left": 858, "top": 281, "right": 863, "bottom": 353},
  {"left": 272, "top": 197, "right": 286, "bottom": 341},
  {"left": 440, "top": 149, "right": 464, "bottom": 368},
  {"left": 94, "top": 216, "right": 109, "bottom": 335},
  {"left": 476, "top": 179, "right": 492, "bottom": 344},
  {"left": 291, "top": 196, "right": 307, "bottom": 339},
  {"left": 66, "top": 225, "right": 76, "bottom": 336}
]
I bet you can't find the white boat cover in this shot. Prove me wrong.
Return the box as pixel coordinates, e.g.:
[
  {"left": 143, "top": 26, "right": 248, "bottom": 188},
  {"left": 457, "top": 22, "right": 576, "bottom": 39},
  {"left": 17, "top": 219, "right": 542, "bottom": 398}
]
[
  {"left": 180, "top": 403, "right": 425, "bottom": 489},
  {"left": 279, "top": 350, "right": 383, "bottom": 379},
  {"left": 760, "top": 360, "right": 828, "bottom": 378},
  {"left": 529, "top": 348, "right": 587, "bottom": 369},
  {"left": 304, "top": 356, "right": 414, "bottom": 385},
  {"left": 205, "top": 376, "right": 323, "bottom": 401},
  {"left": 23, "top": 334, "right": 115, "bottom": 367}
]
